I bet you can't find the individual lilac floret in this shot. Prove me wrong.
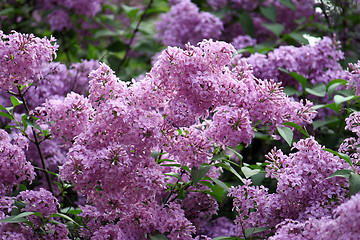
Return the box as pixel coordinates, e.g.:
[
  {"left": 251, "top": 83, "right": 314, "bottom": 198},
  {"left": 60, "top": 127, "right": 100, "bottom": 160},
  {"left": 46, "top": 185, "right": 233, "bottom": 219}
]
[
  {"left": 156, "top": 0, "right": 223, "bottom": 46},
  {"left": 0, "top": 31, "right": 58, "bottom": 91},
  {"left": 33, "top": 92, "right": 93, "bottom": 148},
  {"left": 0, "top": 130, "right": 35, "bottom": 195}
]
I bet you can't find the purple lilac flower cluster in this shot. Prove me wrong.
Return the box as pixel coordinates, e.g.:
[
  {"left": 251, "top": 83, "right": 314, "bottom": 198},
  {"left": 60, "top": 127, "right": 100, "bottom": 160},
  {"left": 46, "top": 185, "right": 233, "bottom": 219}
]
[
  {"left": 241, "top": 37, "right": 347, "bottom": 89},
  {"left": 0, "top": 31, "right": 58, "bottom": 91},
  {"left": 0, "top": 188, "right": 69, "bottom": 240},
  {"left": 156, "top": 0, "right": 223, "bottom": 46},
  {"left": 0, "top": 130, "right": 35, "bottom": 196},
  {"left": 36, "top": 0, "right": 102, "bottom": 31},
  {"left": 229, "top": 137, "right": 349, "bottom": 237},
  {"left": 158, "top": 0, "right": 317, "bottom": 47},
  {"left": 31, "top": 39, "right": 315, "bottom": 239},
  {"left": 25, "top": 59, "right": 99, "bottom": 108},
  {"left": 34, "top": 92, "right": 94, "bottom": 149},
  {"left": 347, "top": 60, "right": 360, "bottom": 95},
  {"left": 270, "top": 192, "right": 360, "bottom": 239},
  {"left": 339, "top": 111, "right": 360, "bottom": 167}
]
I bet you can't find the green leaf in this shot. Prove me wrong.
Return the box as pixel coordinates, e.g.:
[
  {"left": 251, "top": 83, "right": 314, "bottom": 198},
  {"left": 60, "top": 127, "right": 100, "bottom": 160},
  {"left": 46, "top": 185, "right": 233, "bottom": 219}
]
[
  {"left": 0, "top": 104, "right": 5, "bottom": 110},
  {"left": 48, "top": 213, "right": 80, "bottom": 226},
  {"left": 164, "top": 173, "right": 182, "bottom": 181},
  {"left": 157, "top": 159, "right": 175, "bottom": 164},
  {"left": 305, "top": 83, "right": 326, "bottom": 97},
  {"left": 260, "top": 6, "right": 277, "bottom": 22},
  {"left": 10, "top": 96, "right": 23, "bottom": 107},
  {"left": 215, "top": 162, "right": 244, "bottom": 184},
  {"left": 326, "top": 79, "right": 347, "bottom": 96},
  {"left": 211, "top": 153, "right": 226, "bottom": 161},
  {"left": 283, "top": 86, "right": 302, "bottom": 96},
  {"left": 283, "top": 121, "right": 310, "bottom": 138},
  {"left": 177, "top": 188, "right": 188, "bottom": 200},
  {"left": 326, "top": 169, "right": 353, "bottom": 179},
  {"left": 0, "top": 212, "right": 42, "bottom": 223},
  {"left": 225, "top": 147, "right": 243, "bottom": 162},
  {"left": 263, "top": 23, "right": 284, "bottom": 36},
  {"left": 238, "top": 11, "right": 255, "bottom": 37},
  {"left": 208, "top": 184, "right": 224, "bottom": 203},
  {"left": 181, "top": 165, "right": 191, "bottom": 173},
  {"left": 278, "top": 68, "right": 307, "bottom": 89},
  {"left": 212, "top": 237, "right": 240, "bottom": 240},
  {"left": 313, "top": 119, "right": 340, "bottom": 130},
  {"left": 276, "top": 126, "right": 293, "bottom": 146},
  {"left": 244, "top": 227, "right": 270, "bottom": 237},
  {"left": 241, "top": 166, "right": 261, "bottom": 179},
  {"left": 287, "top": 32, "right": 309, "bottom": 44},
  {"left": 191, "top": 166, "right": 211, "bottom": 185},
  {"left": 211, "top": 178, "right": 230, "bottom": 192},
  {"left": 0, "top": 112, "right": 13, "bottom": 120},
  {"left": 279, "top": 0, "right": 296, "bottom": 11},
  {"left": 160, "top": 164, "right": 181, "bottom": 167},
  {"left": 122, "top": 5, "right": 139, "bottom": 18},
  {"left": 349, "top": 173, "right": 360, "bottom": 197},
  {"left": 334, "top": 95, "right": 355, "bottom": 106},
  {"left": 323, "top": 149, "right": 353, "bottom": 167},
  {"left": 61, "top": 207, "right": 82, "bottom": 215},
  {"left": 199, "top": 180, "right": 213, "bottom": 188},
  {"left": 150, "top": 234, "right": 169, "bottom": 240}
]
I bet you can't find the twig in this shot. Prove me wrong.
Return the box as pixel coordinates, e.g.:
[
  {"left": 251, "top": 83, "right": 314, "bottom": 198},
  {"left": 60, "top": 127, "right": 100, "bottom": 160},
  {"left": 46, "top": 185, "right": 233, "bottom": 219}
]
[
  {"left": 17, "top": 87, "right": 55, "bottom": 195},
  {"left": 115, "top": 0, "right": 154, "bottom": 74}
]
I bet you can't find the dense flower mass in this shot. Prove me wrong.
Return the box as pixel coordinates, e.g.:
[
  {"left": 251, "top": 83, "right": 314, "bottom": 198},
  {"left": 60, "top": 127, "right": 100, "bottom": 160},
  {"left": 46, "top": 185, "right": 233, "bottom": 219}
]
[
  {"left": 270, "top": 192, "right": 360, "bottom": 239},
  {"left": 156, "top": 0, "right": 223, "bottom": 46},
  {"left": 53, "top": 39, "right": 317, "bottom": 238},
  {"left": 0, "top": 130, "right": 35, "bottom": 196},
  {"left": 34, "top": 92, "right": 94, "bottom": 148},
  {"left": 229, "top": 137, "right": 349, "bottom": 237},
  {"left": 2, "top": 0, "right": 360, "bottom": 238},
  {"left": 241, "top": 37, "right": 347, "bottom": 89},
  {"left": 348, "top": 60, "right": 360, "bottom": 95},
  {"left": 0, "top": 31, "right": 58, "bottom": 91}
]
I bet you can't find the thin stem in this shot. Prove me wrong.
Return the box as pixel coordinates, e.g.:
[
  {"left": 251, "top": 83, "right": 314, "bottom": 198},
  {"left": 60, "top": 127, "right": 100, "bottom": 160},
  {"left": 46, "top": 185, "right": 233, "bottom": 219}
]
[
  {"left": 115, "top": 0, "right": 154, "bottom": 74},
  {"left": 17, "top": 87, "right": 54, "bottom": 195},
  {"left": 320, "top": 0, "right": 332, "bottom": 30}
]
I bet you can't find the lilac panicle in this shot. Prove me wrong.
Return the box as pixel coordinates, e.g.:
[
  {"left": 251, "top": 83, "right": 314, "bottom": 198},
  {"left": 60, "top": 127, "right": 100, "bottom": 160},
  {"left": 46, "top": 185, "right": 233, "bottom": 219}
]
[
  {"left": 0, "top": 31, "right": 58, "bottom": 91},
  {"left": 16, "top": 188, "right": 70, "bottom": 239},
  {"left": 156, "top": 0, "right": 223, "bottom": 46},
  {"left": 347, "top": 60, "right": 360, "bottom": 95},
  {"left": 229, "top": 137, "right": 349, "bottom": 237},
  {"left": 33, "top": 92, "right": 94, "bottom": 149},
  {"left": 0, "top": 130, "right": 35, "bottom": 195},
  {"left": 270, "top": 193, "right": 360, "bottom": 240},
  {"left": 241, "top": 37, "right": 346, "bottom": 89}
]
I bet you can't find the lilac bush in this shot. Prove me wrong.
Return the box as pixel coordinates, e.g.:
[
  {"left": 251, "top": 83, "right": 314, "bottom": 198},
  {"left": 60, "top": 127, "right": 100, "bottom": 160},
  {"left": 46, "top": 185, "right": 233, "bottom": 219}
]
[{"left": 1, "top": 0, "right": 360, "bottom": 239}]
